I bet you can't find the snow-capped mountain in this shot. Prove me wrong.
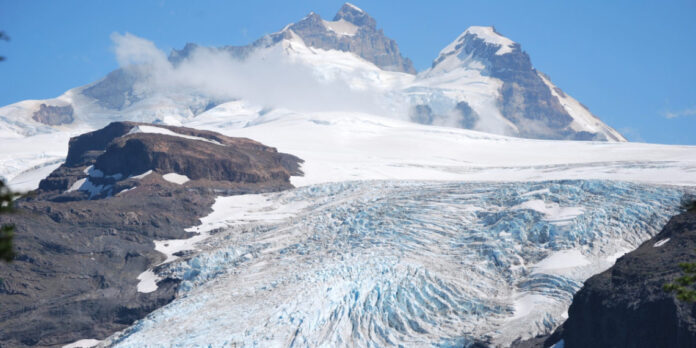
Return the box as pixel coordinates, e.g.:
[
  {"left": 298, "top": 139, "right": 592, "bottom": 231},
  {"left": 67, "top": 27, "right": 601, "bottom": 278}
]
[
  {"left": 416, "top": 26, "right": 625, "bottom": 141},
  {"left": 2, "top": 4, "right": 696, "bottom": 347},
  {"left": 0, "top": 3, "right": 622, "bottom": 144}
]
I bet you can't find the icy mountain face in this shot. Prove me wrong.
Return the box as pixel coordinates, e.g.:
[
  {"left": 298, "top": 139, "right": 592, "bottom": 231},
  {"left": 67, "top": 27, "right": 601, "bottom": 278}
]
[
  {"left": 171, "top": 3, "right": 415, "bottom": 74},
  {"left": 0, "top": 3, "right": 624, "bottom": 144},
  {"left": 104, "top": 180, "right": 686, "bottom": 347},
  {"left": 284, "top": 4, "right": 416, "bottom": 74},
  {"left": 415, "top": 26, "right": 625, "bottom": 141}
]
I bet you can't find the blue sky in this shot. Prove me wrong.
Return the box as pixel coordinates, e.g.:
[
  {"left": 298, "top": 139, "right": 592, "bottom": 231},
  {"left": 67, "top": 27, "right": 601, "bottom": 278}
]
[{"left": 1, "top": 0, "right": 694, "bottom": 144}]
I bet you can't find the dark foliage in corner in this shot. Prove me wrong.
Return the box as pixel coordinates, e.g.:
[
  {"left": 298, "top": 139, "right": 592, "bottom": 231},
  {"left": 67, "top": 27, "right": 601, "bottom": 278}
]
[
  {"left": 664, "top": 256, "right": 696, "bottom": 303},
  {"left": 681, "top": 194, "right": 696, "bottom": 212},
  {"left": 663, "top": 195, "right": 696, "bottom": 302},
  {"left": 0, "top": 180, "right": 14, "bottom": 262}
]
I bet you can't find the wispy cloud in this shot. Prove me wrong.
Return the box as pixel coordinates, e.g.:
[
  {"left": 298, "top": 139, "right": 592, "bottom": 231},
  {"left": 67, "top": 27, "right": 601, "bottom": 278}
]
[
  {"left": 110, "top": 32, "right": 404, "bottom": 116},
  {"left": 663, "top": 107, "right": 696, "bottom": 119}
]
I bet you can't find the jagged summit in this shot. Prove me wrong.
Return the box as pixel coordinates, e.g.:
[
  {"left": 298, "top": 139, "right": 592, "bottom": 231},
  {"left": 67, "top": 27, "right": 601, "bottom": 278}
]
[
  {"left": 461, "top": 26, "right": 517, "bottom": 55},
  {"left": 424, "top": 25, "right": 626, "bottom": 141},
  {"left": 0, "top": 4, "right": 626, "bottom": 146},
  {"left": 432, "top": 26, "right": 520, "bottom": 68},
  {"left": 280, "top": 3, "right": 415, "bottom": 73},
  {"left": 332, "top": 3, "right": 375, "bottom": 29},
  {"left": 168, "top": 3, "right": 414, "bottom": 74}
]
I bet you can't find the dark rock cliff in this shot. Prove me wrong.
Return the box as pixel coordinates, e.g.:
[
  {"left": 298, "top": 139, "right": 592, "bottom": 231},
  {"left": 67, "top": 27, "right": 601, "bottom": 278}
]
[
  {"left": 516, "top": 206, "right": 696, "bottom": 348},
  {"left": 0, "top": 122, "right": 303, "bottom": 347},
  {"left": 558, "top": 207, "right": 696, "bottom": 348},
  {"left": 31, "top": 104, "right": 74, "bottom": 126},
  {"left": 284, "top": 4, "right": 416, "bottom": 74}
]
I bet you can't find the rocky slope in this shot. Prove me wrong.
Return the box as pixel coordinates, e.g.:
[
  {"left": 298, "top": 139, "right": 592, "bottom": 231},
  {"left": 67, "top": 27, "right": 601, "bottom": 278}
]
[
  {"left": 0, "top": 122, "right": 302, "bottom": 347},
  {"left": 516, "top": 204, "right": 696, "bottom": 347}
]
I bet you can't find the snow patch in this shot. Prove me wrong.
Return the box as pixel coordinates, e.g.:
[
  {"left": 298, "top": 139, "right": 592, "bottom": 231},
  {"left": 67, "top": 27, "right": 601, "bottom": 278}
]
[
  {"left": 83, "top": 165, "right": 104, "bottom": 178},
  {"left": 510, "top": 294, "right": 554, "bottom": 320},
  {"left": 66, "top": 178, "right": 86, "bottom": 192},
  {"left": 137, "top": 193, "right": 308, "bottom": 292},
  {"left": 62, "top": 339, "right": 101, "bottom": 348},
  {"left": 66, "top": 177, "right": 112, "bottom": 198},
  {"left": 654, "top": 238, "right": 670, "bottom": 247},
  {"left": 8, "top": 159, "right": 63, "bottom": 192},
  {"left": 162, "top": 172, "right": 190, "bottom": 185},
  {"left": 532, "top": 249, "right": 590, "bottom": 273},
  {"left": 191, "top": 193, "right": 310, "bottom": 232},
  {"left": 323, "top": 19, "right": 359, "bottom": 36},
  {"left": 345, "top": 2, "right": 363, "bottom": 13},
  {"left": 606, "top": 249, "right": 629, "bottom": 264},
  {"left": 465, "top": 26, "right": 516, "bottom": 55},
  {"left": 127, "top": 125, "right": 223, "bottom": 145},
  {"left": 516, "top": 199, "right": 584, "bottom": 225},
  {"left": 115, "top": 187, "right": 136, "bottom": 196},
  {"left": 131, "top": 170, "right": 153, "bottom": 180},
  {"left": 537, "top": 72, "right": 625, "bottom": 142},
  {"left": 136, "top": 270, "right": 160, "bottom": 293}
]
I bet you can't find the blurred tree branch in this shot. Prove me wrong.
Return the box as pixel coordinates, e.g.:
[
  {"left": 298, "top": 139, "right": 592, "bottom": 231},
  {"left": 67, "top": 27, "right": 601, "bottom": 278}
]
[{"left": 0, "top": 31, "right": 8, "bottom": 61}]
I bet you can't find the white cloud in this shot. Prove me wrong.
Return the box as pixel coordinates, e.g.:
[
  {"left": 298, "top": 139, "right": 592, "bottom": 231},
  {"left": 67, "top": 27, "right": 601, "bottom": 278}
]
[
  {"left": 110, "top": 32, "right": 400, "bottom": 116},
  {"left": 663, "top": 107, "right": 696, "bottom": 119},
  {"left": 111, "top": 33, "right": 169, "bottom": 68}
]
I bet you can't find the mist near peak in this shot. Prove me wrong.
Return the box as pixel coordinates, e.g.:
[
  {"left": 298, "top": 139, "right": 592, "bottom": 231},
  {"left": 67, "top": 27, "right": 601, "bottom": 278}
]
[{"left": 110, "top": 32, "right": 405, "bottom": 117}]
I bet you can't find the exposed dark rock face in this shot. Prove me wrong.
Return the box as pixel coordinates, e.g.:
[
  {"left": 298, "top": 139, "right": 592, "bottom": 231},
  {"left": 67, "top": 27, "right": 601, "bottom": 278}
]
[
  {"left": 81, "top": 69, "right": 140, "bottom": 110},
  {"left": 31, "top": 104, "right": 74, "bottom": 126},
  {"left": 39, "top": 121, "right": 302, "bottom": 200},
  {"left": 0, "top": 122, "right": 303, "bottom": 347},
  {"left": 410, "top": 104, "right": 434, "bottom": 124},
  {"left": 284, "top": 4, "right": 416, "bottom": 74},
  {"left": 530, "top": 208, "right": 696, "bottom": 348},
  {"left": 455, "top": 101, "right": 479, "bottom": 129},
  {"left": 438, "top": 30, "right": 572, "bottom": 139}
]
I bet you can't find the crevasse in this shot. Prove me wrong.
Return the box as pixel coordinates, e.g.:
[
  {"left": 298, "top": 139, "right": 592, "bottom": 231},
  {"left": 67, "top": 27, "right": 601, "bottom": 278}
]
[{"left": 106, "top": 180, "right": 686, "bottom": 347}]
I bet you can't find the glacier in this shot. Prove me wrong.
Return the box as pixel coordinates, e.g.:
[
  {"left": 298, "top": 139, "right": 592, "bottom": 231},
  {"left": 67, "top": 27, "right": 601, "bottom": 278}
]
[{"left": 104, "top": 180, "right": 689, "bottom": 347}]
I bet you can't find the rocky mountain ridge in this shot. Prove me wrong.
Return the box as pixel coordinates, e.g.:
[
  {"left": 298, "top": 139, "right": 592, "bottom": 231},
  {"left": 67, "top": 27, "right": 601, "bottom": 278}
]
[
  {"left": 0, "top": 3, "right": 624, "bottom": 143},
  {"left": 0, "top": 122, "right": 302, "bottom": 347}
]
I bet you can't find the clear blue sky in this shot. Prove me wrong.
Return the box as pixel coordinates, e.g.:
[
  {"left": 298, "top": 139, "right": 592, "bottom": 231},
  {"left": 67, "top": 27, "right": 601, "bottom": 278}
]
[{"left": 1, "top": 0, "right": 694, "bottom": 144}]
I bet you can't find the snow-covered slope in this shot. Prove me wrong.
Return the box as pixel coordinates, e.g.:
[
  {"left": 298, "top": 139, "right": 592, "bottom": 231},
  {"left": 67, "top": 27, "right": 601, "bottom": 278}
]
[
  {"left": 4, "top": 104, "right": 696, "bottom": 191},
  {"left": 186, "top": 106, "right": 696, "bottom": 187}
]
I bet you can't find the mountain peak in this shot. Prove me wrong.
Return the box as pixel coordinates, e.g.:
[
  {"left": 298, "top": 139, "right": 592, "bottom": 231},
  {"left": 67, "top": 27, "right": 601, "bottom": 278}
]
[
  {"left": 275, "top": 3, "right": 414, "bottom": 73},
  {"left": 463, "top": 26, "right": 517, "bottom": 55},
  {"left": 436, "top": 26, "right": 517, "bottom": 62},
  {"left": 333, "top": 2, "right": 375, "bottom": 29}
]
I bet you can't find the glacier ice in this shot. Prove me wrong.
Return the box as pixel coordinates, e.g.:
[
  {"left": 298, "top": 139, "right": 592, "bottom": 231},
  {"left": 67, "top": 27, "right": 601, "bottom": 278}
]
[{"left": 105, "top": 180, "right": 688, "bottom": 347}]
